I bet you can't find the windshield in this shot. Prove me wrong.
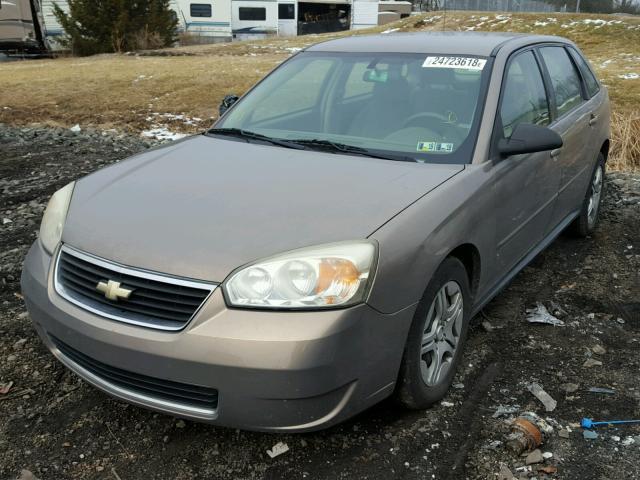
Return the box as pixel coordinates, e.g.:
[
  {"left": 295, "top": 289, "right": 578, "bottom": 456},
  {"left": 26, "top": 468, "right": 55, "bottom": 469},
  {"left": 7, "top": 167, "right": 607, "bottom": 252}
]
[{"left": 215, "top": 51, "right": 492, "bottom": 164}]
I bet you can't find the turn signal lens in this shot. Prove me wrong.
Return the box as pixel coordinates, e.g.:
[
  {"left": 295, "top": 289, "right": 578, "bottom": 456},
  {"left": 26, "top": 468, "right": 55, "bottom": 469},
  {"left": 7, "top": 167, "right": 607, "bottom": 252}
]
[{"left": 224, "top": 242, "right": 376, "bottom": 309}]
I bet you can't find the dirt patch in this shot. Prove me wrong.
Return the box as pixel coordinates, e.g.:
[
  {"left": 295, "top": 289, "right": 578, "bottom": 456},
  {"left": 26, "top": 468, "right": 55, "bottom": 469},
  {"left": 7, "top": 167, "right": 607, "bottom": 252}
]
[{"left": 0, "top": 125, "right": 639, "bottom": 480}]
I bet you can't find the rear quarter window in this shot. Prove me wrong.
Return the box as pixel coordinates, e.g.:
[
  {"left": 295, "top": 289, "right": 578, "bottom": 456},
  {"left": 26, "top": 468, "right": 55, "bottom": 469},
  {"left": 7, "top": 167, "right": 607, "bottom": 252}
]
[{"left": 568, "top": 47, "right": 600, "bottom": 98}]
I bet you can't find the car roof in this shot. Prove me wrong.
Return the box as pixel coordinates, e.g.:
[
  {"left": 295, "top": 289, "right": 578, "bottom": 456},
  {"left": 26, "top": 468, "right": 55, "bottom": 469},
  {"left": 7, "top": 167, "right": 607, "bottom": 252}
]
[{"left": 305, "top": 32, "right": 569, "bottom": 56}]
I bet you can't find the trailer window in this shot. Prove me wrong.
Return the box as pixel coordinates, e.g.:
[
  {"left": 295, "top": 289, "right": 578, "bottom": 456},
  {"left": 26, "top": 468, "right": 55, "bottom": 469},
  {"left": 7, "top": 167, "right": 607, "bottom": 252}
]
[
  {"left": 239, "top": 7, "right": 267, "bottom": 20},
  {"left": 278, "top": 3, "right": 295, "bottom": 19},
  {"left": 190, "top": 3, "right": 212, "bottom": 17}
]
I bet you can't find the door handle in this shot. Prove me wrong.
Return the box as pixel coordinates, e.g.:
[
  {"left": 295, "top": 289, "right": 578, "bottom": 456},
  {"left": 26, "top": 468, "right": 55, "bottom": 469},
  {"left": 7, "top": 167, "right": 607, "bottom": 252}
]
[
  {"left": 589, "top": 113, "right": 598, "bottom": 126},
  {"left": 550, "top": 148, "right": 562, "bottom": 158}
]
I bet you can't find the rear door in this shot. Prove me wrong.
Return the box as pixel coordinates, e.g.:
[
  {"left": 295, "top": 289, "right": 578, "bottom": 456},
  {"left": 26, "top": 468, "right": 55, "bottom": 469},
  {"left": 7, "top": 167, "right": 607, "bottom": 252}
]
[
  {"left": 537, "top": 45, "right": 592, "bottom": 228},
  {"left": 491, "top": 49, "right": 560, "bottom": 278}
]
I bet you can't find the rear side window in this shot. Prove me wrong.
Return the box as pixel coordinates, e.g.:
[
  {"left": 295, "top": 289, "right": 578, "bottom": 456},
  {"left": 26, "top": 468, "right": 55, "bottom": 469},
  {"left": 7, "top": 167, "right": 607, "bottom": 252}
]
[
  {"left": 500, "top": 51, "right": 550, "bottom": 139},
  {"left": 539, "top": 46, "right": 585, "bottom": 118},
  {"left": 568, "top": 48, "right": 600, "bottom": 98},
  {"left": 190, "top": 3, "right": 212, "bottom": 17},
  {"left": 239, "top": 7, "right": 266, "bottom": 20}
]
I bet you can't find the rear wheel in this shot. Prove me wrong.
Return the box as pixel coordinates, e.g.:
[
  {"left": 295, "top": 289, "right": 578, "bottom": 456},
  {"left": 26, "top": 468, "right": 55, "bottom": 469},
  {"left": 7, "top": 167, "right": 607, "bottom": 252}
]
[
  {"left": 569, "top": 153, "right": 605, "bottom": 237},
  {"left": 395, "top": 257, "right": 471, "bottom": 409}
]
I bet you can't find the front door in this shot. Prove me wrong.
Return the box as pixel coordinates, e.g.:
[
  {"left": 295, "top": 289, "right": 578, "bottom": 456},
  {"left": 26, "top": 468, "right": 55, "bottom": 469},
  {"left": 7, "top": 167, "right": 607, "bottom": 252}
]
[{"left": 491, "top": 49, "right": 561, "bottom": 278}]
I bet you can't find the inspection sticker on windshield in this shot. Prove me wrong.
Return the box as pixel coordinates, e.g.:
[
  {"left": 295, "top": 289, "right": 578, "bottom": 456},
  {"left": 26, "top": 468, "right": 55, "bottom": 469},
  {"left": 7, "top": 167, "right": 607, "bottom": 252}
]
[
  {"left": 417, "top": 141, "right": 454, "bottom": 153},
  {"left": 423, "top": 56, "right": 486, "bottom": 70}
]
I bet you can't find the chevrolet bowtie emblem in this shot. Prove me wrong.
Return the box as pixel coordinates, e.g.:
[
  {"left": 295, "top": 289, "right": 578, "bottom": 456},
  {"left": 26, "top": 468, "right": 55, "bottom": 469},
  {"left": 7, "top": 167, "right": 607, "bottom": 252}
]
[{"left": 96, "top": 280, "right": 133, "bottom": 301}]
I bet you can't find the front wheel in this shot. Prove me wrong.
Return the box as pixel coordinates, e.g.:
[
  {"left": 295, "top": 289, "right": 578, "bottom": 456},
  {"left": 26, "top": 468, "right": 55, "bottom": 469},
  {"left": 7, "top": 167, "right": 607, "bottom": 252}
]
[
  {"left": 569, "top": 153, "right": 605, "bottom": 237},
  {"left": 395, "top": 257, "right": 471, "bottom": 409}
]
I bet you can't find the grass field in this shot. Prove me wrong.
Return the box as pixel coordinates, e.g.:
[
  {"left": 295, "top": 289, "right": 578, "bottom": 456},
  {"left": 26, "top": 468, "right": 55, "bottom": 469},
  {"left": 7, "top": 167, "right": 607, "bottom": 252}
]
[{"left": 1, "top": 12, "right": 639, "bottom": 169}]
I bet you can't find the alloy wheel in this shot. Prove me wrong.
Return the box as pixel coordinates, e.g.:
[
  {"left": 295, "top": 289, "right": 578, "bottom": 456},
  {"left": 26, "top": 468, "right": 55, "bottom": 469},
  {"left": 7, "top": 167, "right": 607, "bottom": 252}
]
[
  {"left": 420, "top": 281, "right": 464, "bottom": 386},
  {"left": 587, "top": 165, "right": 603, "bottom": 228}
]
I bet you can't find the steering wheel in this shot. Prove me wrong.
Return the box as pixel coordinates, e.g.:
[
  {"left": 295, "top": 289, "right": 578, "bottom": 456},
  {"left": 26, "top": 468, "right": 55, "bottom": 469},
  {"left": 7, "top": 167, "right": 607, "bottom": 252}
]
[{"left": 402, "top": 112, "right": 452, "bottom": 130}]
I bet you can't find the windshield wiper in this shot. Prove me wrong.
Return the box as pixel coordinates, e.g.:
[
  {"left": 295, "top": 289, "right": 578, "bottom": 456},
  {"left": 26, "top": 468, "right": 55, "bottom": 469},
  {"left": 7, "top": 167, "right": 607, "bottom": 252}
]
[
  {"left": 206, "top": 128, "right": 306, "bottom": 150},
  {"left": 288, "top": 139, "right": 418, "bottom": 163}
]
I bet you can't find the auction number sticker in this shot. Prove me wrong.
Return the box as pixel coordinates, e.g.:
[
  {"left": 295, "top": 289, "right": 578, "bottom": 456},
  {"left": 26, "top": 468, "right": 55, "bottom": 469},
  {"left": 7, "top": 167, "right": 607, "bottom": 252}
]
[{"left": 423, "top": 56, "right": 486, "bottom": 70}]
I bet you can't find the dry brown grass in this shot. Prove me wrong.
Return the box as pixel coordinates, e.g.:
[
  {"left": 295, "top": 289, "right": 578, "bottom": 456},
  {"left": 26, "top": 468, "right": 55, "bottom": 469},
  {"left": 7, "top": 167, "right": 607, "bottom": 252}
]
[
  {"left": 610, "top": 111, "right": 640, "bottom": 170},
  {"left": 1, "top": 11, "right": 639, "bottom": 169}
]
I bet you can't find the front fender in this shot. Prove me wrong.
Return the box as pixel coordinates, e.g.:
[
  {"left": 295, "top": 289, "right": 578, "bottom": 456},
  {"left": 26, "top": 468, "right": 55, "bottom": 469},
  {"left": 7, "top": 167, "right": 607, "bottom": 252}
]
[{"left": 367, "top": 164, "right": 496, "bottom": 314}]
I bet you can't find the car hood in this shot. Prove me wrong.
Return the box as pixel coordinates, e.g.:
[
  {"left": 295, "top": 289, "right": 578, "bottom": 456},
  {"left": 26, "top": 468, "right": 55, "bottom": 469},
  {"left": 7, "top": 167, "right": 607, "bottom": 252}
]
[{"left": 63, "top": 135, "right": 462, "bottom": 282}]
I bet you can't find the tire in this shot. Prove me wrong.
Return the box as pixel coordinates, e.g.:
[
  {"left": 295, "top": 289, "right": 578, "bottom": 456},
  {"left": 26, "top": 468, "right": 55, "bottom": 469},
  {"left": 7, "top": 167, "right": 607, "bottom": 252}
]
[
  {"left": 395, "top": 257, "right": 471, "bottom": 409},
  {"left": 569, "top": 153, "right": 605, "bottom": 238}
]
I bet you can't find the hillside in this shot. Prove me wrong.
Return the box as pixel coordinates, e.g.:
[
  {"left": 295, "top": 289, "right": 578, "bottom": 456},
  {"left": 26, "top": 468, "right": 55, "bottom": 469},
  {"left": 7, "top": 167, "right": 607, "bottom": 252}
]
[{"left": 0, "top": 11, "right": 638, "bottom": 169}]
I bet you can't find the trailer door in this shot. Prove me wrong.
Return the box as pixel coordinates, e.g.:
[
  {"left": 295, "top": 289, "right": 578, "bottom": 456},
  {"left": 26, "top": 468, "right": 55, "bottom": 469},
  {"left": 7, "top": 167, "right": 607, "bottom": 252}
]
[{"left": 277, "top": 1, "right": 296, "bottom": 36}]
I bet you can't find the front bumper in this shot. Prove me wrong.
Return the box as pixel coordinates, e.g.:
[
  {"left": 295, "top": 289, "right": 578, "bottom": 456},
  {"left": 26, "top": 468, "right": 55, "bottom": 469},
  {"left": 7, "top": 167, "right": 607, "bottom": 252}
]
[{"left": 21, "top": 241, "right": 416, "bottom": 432}]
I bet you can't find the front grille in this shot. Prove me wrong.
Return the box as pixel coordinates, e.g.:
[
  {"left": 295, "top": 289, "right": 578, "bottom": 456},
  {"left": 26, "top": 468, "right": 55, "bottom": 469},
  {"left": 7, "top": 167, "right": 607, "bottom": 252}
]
[
  {"left": 51, "top": 335, "right": 219, "bottom": 411},
  {"left": 55, "top": 245, "right": 215, "bottom": 331}
]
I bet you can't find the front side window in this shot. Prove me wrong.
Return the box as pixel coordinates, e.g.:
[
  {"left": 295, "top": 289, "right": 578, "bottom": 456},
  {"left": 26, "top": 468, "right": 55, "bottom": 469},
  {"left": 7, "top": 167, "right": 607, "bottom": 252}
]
[
  {"left": 190, "top": 3, "right": 212, "bottom": 17},
  {"left": 500, "top": 50, "right": 550, "bottom": 139},
  {"left": 239, "top": 7, "right": 266, "bottom": 21},
  {"left": 278, "top": 3, "right": 295, "bottom": 19},
  {"left": 216, "top": 52, "right": 491, "bottom": 164},
  {"left": 539, "top": 46, "right": 585, "bottom": 118},
  {"left": 568, "top": 47, "right": 600, "bottom": 98}
]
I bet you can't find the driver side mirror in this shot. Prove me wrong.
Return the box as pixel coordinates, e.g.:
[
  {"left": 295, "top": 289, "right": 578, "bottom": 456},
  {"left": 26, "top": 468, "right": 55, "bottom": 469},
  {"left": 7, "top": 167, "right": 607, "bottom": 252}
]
[
  {"left": 219, "top": 94, "right": 239, "bottom": 117},
  {"left": 498, "top": 123, "right": 563, "bottom": 157}
]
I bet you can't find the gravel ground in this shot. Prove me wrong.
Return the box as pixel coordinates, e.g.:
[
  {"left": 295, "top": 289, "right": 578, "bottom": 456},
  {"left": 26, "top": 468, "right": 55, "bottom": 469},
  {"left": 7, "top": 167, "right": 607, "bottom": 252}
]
[{"left": 0, "top": 124, "right": 639, "bottom": 480}]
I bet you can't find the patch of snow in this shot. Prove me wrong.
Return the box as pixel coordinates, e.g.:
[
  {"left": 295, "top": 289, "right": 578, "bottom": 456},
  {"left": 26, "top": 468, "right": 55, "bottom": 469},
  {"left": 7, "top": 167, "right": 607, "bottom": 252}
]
[
  {"left": 534, "top": 21, "right": 550, "bottom": 27},
  {"left": 422, "top": 15, "right": 441, "bottom": 23},
  {"left": 285, "top": 47, "right": 302, "bottom": 53},
  {"left": 618, "top": 73, "right": 639, "bottom": 80},
  {"left": 142, "top": 127, "right": 187, "bottom": 141},
  {"left": 479, "top": 16, "right": 489, "bottom": 20},
  {"left": 70, "top": 124, "right": 82, "bottom": 133},
  {"left": 600, "top": 59, "right": 613, "bottom": 68},
  {"left": 494, "top": 14, "right": 510, "bottom": 21},
  {"left": 133, "top": 74, "right": 153, "bottom": 83},
  {"left": 381, "top": 28, "right": 400, "bottom": 34}
]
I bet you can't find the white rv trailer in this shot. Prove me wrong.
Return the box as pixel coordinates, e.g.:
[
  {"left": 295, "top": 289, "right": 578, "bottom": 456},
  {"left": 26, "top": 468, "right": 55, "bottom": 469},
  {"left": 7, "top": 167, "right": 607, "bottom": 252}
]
[
  {"left": 36, "top": 0, "right": 232, "bottom": 51},
  {"left": 39, "top": 0, "right": 67, "bottom": 51},
  {"left": 172, "top": 0, "right": 232, "bottom": 43},
  {"left": 2, "top": 0, "right": 378, "bottom": 53}
]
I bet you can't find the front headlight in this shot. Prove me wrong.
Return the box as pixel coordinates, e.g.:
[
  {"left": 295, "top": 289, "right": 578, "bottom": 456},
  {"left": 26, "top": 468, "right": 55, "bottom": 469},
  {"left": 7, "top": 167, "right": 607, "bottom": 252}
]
[
  {"left": 224, "top": 241, "right": 376, "bottom": 309},
  {"left": 39, "top": 181, "right": 75, "bottom": 254}
]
